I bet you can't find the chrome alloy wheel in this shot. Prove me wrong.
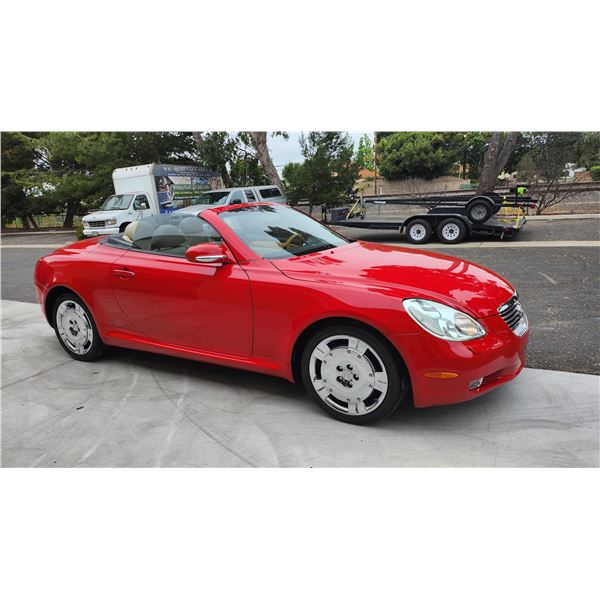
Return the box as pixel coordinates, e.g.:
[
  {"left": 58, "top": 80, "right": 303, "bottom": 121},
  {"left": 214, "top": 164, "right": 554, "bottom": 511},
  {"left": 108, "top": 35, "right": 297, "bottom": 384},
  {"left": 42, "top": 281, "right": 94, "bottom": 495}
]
[
  {"left": 55, "top": 300, "right": 94, "bottom": 355},
  {"left": 441, "top": 223, "right": 461, "bottom": 241},
  {"left": 308, "top": 335, "right": 389, "bottom": 416},
  {"left": 409, "top": 223, "right": 427, "bottom": 241}
]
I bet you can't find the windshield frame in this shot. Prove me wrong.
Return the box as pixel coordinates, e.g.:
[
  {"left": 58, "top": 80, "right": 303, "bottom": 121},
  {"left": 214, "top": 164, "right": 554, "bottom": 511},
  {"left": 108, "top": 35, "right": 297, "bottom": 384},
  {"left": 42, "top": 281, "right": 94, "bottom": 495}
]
[
  {"left": 217, "top": 204, "right": 350, "bottom": 260},
  {"left": 100, "top": 193, "right": 134, "bottom": 211}
]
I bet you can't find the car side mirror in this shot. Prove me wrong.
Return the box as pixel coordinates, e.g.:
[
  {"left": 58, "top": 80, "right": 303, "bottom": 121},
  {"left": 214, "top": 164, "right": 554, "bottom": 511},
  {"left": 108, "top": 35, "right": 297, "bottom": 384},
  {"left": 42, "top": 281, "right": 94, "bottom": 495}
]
[
  {"left": 230, "top": 199, "right": 242, "bottom": 205},
  {"left": 185, "top": 242, "right": 231, "bottom": 265}
]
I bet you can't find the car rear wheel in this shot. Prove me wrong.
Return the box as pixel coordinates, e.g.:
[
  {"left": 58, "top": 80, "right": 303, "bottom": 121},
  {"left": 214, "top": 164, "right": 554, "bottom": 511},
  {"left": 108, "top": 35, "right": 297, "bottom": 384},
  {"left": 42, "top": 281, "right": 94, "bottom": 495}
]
[
  {"left": 301, "top": 324, "right": 408, "bottom": 424},
  {"left": 53, "top": 293, "right": 106, "bottom": 361},
  {"left": 437, "top": 218, "right": 467, "bottom": 244},
  {"left": 406, "top": 219, "right": 433, "bottom": 244}
]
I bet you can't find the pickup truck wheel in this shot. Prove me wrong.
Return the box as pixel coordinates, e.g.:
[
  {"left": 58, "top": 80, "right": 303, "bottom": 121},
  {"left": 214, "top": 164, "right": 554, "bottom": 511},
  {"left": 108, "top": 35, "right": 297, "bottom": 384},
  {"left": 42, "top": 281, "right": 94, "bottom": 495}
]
[
  {"left": 437, "top": 218, "right": 467, "bottom": 244},
  {"left": 119, "top": 222, "right": 131, "bottom": 233},
  {"left": 53, "top": 293, "right": 106, "bottom": 362},
  {"left": 466, "top": 200, "right": 492, "bottom": 223},
  {"left": 406, "top": 219, "right": 433, "bottom": 244},
  {"left": 301, "top": 325, "right": 407, "bottom": 425}
]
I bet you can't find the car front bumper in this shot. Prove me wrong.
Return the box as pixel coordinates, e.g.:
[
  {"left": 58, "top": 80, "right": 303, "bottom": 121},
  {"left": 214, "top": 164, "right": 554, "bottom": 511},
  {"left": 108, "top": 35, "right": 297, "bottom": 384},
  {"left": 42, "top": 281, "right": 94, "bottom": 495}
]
[
  {"left": 392, "top": 314, "right": 529, "bottom": 408},
  {"left": 83, "top": 226, "right": 119, "bottom": 237}
]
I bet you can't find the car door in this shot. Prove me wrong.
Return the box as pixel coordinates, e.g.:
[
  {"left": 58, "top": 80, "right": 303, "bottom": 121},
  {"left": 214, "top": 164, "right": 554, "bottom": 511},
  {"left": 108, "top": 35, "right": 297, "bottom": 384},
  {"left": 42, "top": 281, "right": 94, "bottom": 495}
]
[
  {"left": 110, "top": 216, "right": 253, "bottom": 357},
  {"left": 131, "top": 194, "right": 150, "bottom": 220}
]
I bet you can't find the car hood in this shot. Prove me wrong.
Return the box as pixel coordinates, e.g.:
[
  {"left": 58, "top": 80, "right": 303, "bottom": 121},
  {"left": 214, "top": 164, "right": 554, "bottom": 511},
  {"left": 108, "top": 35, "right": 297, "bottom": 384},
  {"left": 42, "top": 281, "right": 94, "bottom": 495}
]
[
  {"left": 84, "top": 210, "right": 124, "bottom": 221},
  {"left": 271, "top": 241, "right": 515, "bottom": 318}
]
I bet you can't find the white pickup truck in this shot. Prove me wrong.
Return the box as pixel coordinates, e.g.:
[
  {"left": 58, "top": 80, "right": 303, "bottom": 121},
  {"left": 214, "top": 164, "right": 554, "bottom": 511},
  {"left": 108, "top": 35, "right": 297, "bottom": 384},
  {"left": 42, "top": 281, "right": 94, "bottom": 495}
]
[
  {"left": 82, "top": 164, "right": 221, "bottom": 237},
  {"left": 175, "top": 185, "right": 287, "bottom": 216}
]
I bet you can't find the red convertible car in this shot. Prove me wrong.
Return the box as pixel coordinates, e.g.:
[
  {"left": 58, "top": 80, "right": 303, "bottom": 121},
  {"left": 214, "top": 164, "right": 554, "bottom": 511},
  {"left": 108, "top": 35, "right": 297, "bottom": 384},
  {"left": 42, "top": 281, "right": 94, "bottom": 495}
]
[{"left": 34, "top": 203, "right": 529, "bottom": 424}]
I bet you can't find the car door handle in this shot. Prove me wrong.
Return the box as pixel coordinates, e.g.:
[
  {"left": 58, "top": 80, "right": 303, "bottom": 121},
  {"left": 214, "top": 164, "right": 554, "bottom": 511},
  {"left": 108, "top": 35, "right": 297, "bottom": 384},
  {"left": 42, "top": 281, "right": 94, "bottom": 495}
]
[{"left": 113, "top": 268, "right": 136, "bottom": 279}]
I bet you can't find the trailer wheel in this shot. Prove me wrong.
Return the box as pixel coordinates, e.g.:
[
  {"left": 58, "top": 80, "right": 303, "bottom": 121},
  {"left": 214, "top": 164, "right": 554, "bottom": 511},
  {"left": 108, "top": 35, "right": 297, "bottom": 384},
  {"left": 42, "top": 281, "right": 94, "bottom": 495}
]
[
  {"left": 466, "top": 199, "right": 492, "bottom": 223},
  {"left": 437, "top": 218, "right": 467, "bottom": 244},
  {"left": 406, "top": 219, "right": 433, "bottom": 244}
]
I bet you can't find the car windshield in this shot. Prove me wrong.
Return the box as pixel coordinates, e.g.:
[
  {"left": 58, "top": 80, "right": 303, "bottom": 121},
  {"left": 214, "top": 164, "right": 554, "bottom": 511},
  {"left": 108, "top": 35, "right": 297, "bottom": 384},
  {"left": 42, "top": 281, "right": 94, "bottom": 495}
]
[
  {"left": 192, "top": 191, "right": 230, "bottom": 206},
  {"left": 219, "top": 204, "right": 348, "bottom": 259},
  {"left": 100, "top": 194, "right": 133, "bottom": 210}
]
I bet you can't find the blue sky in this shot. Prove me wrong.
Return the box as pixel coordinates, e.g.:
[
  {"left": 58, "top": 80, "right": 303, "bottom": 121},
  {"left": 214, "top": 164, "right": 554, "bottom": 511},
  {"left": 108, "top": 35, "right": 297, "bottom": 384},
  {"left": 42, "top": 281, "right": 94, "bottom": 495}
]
[{"left": 267, "top": 132, "right": 371, "bottom": 175}]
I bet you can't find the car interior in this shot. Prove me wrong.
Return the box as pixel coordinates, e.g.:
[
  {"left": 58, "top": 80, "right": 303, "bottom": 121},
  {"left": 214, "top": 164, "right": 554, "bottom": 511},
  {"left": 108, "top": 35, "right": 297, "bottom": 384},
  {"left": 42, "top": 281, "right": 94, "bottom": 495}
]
[{"left": 108, "top": 215, "right": 222, "bottom": 257}]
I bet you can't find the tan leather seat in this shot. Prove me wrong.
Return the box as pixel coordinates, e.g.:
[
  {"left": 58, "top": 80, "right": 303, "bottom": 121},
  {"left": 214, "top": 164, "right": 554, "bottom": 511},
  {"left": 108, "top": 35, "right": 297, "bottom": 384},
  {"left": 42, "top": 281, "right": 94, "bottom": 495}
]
[{"left": 123, "top": 221, "right": 138, "bottom": 243}]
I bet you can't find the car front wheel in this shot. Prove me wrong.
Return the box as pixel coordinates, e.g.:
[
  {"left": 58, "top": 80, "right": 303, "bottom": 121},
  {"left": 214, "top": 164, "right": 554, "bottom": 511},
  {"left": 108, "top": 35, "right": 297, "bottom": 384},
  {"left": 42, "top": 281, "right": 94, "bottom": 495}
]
[
  {"left": 301, "top": 325, "right": 408, "bottom": 424},
  {"left": 53, "top": 293, "right": 106, "bottom": 361}
]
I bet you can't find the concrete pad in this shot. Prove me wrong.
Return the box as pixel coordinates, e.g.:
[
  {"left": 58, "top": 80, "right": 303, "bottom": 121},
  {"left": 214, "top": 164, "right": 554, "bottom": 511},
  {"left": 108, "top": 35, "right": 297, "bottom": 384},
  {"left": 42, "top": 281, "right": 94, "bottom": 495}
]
[{"left": 1, "top": 300, "right": 598, "bottom": 467}]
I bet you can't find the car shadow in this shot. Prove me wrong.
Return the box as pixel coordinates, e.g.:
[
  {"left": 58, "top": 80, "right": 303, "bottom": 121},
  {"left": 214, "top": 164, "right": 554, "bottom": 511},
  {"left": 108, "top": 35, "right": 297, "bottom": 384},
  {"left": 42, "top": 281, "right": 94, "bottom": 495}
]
[
  {"left": 102, "top": 346, "right": 508, "bottom": 429},
  {"left": 105, "top": 346, "right": 309, "bottom": 405}
]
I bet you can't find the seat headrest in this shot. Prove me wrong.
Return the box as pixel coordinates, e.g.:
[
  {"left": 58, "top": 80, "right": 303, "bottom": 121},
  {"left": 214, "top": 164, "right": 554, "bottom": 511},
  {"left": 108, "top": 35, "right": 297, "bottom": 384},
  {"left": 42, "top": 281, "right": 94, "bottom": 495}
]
[
  {"left": 123, "top": 221, "right": 138, "bottom": 242},
  {"left": 151, "top": 224, "right": 186, "bottom": 250},
  {"left": 132, "top": 219, "right": 155, "bottom": 242},
  {"left": 180, "top": 217, "right": 207, "bottom": 235}
]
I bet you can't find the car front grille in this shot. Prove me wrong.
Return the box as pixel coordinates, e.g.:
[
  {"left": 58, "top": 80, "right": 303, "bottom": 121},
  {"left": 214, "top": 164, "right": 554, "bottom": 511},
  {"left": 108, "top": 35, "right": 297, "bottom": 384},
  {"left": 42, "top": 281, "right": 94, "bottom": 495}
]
[
  {"left": 88, "top": 220, "right": 106, "bottom": 228},
  {"left": 498, "top": 294, "right": 527, "bottom": 336}
]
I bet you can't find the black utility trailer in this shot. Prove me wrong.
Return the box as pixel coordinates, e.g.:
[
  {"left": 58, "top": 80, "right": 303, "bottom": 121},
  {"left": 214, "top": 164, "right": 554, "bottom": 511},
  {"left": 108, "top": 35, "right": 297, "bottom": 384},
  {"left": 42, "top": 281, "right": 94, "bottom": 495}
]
[{"left": 322, "top": 187, "right": 537, "bottom": 244}]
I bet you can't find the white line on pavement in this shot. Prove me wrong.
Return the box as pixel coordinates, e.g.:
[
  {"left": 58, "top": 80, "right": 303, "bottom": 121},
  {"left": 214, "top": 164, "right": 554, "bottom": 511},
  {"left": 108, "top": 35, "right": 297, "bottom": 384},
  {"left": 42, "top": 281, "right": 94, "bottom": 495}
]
[{"left": 1, "top": 244, "right": 66, "bottom": 249}]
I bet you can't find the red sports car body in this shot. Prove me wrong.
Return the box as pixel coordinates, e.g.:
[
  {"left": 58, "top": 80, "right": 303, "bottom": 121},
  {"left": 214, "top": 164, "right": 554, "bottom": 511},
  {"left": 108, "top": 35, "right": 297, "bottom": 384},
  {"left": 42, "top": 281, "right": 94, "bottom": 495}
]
[{"left": 34, "top": 203, "right": 528, "bottom": 424}]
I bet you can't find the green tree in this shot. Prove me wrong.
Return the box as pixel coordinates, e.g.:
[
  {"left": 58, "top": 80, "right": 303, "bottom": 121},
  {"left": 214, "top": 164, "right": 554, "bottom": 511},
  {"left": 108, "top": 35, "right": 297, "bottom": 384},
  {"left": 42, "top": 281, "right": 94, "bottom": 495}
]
[
  {"left": 376, "top": 132, "right": 458, "bottom": 180},
  {"left": 570, "top": 132, "right": 600, "bottom": 168},
  {"left": 31, "top": 132, "right": 197, "bottom": 227},
  {"left": 355, "top": 133, "right": 374, "bottom": 171},
  {"left": 2, "top": 132, "right": 198, "bottom": 228},
  {"left": 1, "top": 132, "right": 42, "bottom": 228},
  {"left": 282, "top": 161, "right": 308, "bottom": 206},
  {"left": 282, "top": 132, "right": 358, "bottom": 212}
]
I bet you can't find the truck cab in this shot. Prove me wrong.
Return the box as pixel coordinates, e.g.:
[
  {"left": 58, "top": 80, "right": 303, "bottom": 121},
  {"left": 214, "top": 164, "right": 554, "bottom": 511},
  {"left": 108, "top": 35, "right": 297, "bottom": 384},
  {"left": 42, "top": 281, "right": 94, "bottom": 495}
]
[{"left": 82, "top": 192, "right": 152, "bottom": 236}]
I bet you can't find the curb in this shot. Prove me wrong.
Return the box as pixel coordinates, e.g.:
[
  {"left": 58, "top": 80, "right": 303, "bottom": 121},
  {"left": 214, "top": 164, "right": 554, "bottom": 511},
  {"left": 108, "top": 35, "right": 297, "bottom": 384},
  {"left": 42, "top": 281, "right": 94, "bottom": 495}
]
[
  {"left": 525, "top": 214, "right": 600, "bottom": 221},
  {"left": 1, "top": 229, "right": 76, "bottom": 236}
]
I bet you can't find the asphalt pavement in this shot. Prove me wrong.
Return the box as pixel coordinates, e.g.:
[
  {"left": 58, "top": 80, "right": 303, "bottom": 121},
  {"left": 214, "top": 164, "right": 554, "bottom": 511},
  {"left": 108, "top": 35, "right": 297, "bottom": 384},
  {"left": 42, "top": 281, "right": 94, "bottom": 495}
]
[{"left": 2, "top": 300, "right": 598, "bottom": 467}]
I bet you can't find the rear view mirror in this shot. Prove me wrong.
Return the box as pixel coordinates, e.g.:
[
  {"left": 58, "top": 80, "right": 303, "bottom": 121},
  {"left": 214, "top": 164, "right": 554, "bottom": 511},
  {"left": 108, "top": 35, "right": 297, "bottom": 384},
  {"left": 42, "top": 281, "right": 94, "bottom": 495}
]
[{"left": 185, "top": 242, "right": 231, "bottom": 265}]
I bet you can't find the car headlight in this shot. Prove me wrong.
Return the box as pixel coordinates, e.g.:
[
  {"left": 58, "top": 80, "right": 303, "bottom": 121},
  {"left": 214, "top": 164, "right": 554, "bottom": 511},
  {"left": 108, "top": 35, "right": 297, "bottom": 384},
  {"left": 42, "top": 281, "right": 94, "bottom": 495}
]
[
  {"left": 106, "top": 218, "right": 117, "bottom": 225},
  {"left": 403, "top": 298, "right": 486, "bottom": 341}
]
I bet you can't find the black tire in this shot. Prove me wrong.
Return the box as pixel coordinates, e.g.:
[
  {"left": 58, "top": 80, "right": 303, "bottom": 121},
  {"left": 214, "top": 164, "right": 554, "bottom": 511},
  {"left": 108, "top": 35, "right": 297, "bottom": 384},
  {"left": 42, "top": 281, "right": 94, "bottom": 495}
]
[
  {"left": 466, "top": 199, "right": 492, "bottom": 223},
  {"left": 119, "top": 222, "right": 131, "bottom": 233},
  {"left": 52, "top": 293, "right": 106, "bottom": 362},
  {"left": 300, "top": 324, "right": 408, "bottom": 425},
  {"left": 405, "top": 219, "right": 433, "bottom": 244},
  {"left": 437, "top": 218, "right": 467, "bottom": 244}
]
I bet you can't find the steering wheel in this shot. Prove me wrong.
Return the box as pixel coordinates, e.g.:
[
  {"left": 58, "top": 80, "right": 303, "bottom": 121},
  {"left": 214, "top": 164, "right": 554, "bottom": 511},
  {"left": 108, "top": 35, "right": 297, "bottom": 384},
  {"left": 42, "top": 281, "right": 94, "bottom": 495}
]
[{"left": 281, "top": 231, "right": 305, "bottom": 250}]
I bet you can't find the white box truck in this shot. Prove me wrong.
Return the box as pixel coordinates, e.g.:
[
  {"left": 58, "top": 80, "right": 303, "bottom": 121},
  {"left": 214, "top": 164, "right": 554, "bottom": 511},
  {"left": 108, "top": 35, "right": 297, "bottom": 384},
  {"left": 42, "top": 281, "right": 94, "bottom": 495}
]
[{"left": 82, "top": 164, "right": 222, "bottom": 237}]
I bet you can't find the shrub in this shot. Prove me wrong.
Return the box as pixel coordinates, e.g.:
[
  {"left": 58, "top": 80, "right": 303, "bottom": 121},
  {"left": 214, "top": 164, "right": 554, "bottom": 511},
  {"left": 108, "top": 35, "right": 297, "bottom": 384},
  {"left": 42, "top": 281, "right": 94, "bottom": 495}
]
[
  {"left": 590, "top": 166, "right": 600, "bottom": 181},
  {"left": 74, "top": 221, "right": 85, "bottom": 240}
]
